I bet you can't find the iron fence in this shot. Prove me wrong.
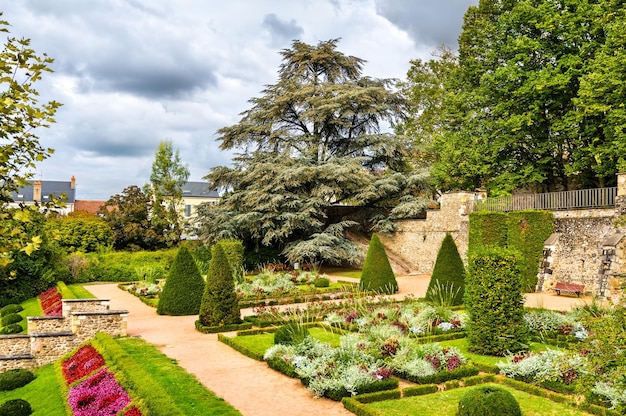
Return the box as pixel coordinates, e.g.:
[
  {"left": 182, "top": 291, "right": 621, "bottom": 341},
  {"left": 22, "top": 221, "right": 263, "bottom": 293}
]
[{"left": 473, "top": 187, "right": 618, "bottom": 212}]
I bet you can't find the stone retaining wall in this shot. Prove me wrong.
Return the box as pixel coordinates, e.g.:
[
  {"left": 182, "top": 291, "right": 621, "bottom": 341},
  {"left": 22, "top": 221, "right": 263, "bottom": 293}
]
[{"left": 0, "top": 299, "right": 127, "bottom": 373}]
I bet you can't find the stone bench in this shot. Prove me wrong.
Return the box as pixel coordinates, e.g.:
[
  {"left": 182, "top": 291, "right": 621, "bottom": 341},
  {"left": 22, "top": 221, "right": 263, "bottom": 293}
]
[{"left": 551, "top": 282, "right": 585, "bottom": 297}]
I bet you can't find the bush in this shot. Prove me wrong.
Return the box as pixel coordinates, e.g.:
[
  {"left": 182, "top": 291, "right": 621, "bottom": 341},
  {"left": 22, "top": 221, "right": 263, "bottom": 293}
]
[
  {"left": 216, "top": 240, "right": 244, "bottom": 281},
  {"left": 458, "top": 385, "right": 521, "bottom": 416},
  {"left": 157, "top": 246, "right": 205, "bottom": 316},
  {"left": 425, "top": 233, "right": 465, "bottom": 306},
  {"left": 0, "top": 324, "right": 22, "bottom": 334},
  {"left": 0, "top": 369, "right": 35, "bottom": 391},
  {"left": 359, "top": 233, "right": 397, "bottom": 294},
  {"left": 0, "top": 304, "right": 23, "bottom": 317},
  {"left": 274, "top": 323, "right": 310, "bottom": 346},
  {"left": 465, "top": 248, "right": 529, "bottom": 356},
  {"left": 0, "top": 399, "right": 32, "bottom": 416},
  {"left": 198, "top": 244, "right": 241, "bottom": 327},
  {"left": 313, "top": 277, "right": 330, "bottom": 288},
  {"left": 1, "top": 313, "right": 23, "bottom": 326}
]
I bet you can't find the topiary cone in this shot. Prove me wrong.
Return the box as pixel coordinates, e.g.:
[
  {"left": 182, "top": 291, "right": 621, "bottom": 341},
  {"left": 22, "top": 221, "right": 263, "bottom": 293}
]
[
  {"left": 199, "top": 243, "right": 241, "bottom": 327},
  {"left": 425, "top": 233, "right": 466, "bottom": 306},
  {"left": 359, "top": 233, "right": 398, "bottom": 294},
  {"left": 156, "top": 246, "right": 205, "bottom": 316}
]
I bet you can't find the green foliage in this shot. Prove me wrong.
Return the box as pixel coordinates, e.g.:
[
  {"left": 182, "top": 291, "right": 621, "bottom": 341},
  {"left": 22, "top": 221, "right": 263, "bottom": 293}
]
[
  {"left": 0, "top": 324, "right": 22, "bottom": 334},
  {"left": 45, "top": 215, "right": 113, "bottom": 253},
  {"left": 0, "top": 399, "right": 32, "bottom": 416},
  {"left": 242, "top": 245, "right": 282, "bottom": 272},
  {"left": 359, "top": 233, "right": 398, "bottom": 294},
  {"left": 457, "top": 385, "right": 521, "bottom": 416},
  {"left": 426, "top": 233, "right": 465, "bottom": 305},
  {"left": 215, "top": 240, "right": 244, "bottom": 281},
  {"left": 465, "top": 248, "right": 529, "bottom": 356},
  {"left": 98, "top": 185, "right": 167, "bottom": 251},
  {"left": 199, "top": 39, "right": 432, "bottom": 265},
  {"left": 469, "top": 210, "right": 554, "bottom": 292},
  {"left": 468, "top": 212, "right": 508, "bottom": 251},
  {"left": 0, "top": 13, "right": 61, "bottom": 265},
  {"left": 402, "top": 384, "right": 439, "bottom": 398},
  {"left": 1, "top": 313, "right": 23, "bottom": 326},
  {"left": 147, "top": 139, "right": 190, "bottom": 246},
  {"left": 0, "top": 304, "right": 23, "bottom": 316},
  {"left": 199, "top": 244, "right": 241, "bottom": 327},
  {"left": 506, "top": 211, "right": 554, "bottom": 292},
  {"left": 0, "top": 369, "right": 35, "bottom": 392},
  {"left": 313, "top": 276, "right": 330, "bottom": 288},
  {"left": 273, "top": 323, "right": 311, "bottom": 346},
  {"left": 157, "top": 246, "right": 205, "bottom": 316}
]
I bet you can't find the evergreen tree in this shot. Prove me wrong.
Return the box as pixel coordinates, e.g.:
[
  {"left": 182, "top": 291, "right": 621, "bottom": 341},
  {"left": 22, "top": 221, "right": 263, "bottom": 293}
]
[
  {"left": 156, "top": 246, "right": 204, "bottom": 316},
  {"left": 359, "top": 233, "right": 398, "bottom": 294},
  {"left": 425, "top": 233, "right": 465, "bottom": 306},
  {"left": 199, "top": 243, "right": 241, "bottom": 326}
]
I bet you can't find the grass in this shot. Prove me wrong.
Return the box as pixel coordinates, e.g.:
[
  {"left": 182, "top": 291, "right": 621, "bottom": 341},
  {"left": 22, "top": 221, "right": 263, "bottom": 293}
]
[
  {"left": 365, "top": 383, "right": 587, "bottom": 416},
  {"left": 229, "top": 327, "right": 343, "bottom": 358},
  {"left": 66, "top": 283, "right": 95, "bottom": 298},
  {"left": 321, "top": 267, "right": 362, "bottom": 279},
  {"left": 116, "top": 336, "right": 242, "bottom": 415},
  {"left": 0, "top": 363, "right": 67, "bottom": 415}
]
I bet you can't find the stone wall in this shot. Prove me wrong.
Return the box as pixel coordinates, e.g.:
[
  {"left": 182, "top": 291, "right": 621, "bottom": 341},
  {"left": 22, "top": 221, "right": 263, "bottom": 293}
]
[
  {"left": 0, "top": 299, "right": 127, "bottom": 373},
  {"left": 378, "top": 192, "right": 474, "bottom": 274}
]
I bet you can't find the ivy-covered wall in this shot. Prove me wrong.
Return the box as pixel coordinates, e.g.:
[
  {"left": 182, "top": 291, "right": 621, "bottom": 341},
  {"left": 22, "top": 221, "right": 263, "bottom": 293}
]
[{"left": 468, "top": 210, "right": 554, "bottom": 292}]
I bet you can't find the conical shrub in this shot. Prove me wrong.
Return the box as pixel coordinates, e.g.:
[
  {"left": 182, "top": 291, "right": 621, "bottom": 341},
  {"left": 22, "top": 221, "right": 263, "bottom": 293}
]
[
  {"left": 359, "top": 233, "right": 398, "bottom": 294},
  {"left": 156, "top": 246, "right": 205, "bottom": 316},
  {"left": 199, "top": 243, "right": 241, "bottom": 327},
  {"left": 425, "top": 233, "right": 466, "bottom": 306}
]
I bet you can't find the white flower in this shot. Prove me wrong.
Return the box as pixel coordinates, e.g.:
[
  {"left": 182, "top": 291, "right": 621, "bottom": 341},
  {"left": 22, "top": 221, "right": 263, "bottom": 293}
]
[{"left": 437, "top": 322, "right": 454, "bottom": 331}]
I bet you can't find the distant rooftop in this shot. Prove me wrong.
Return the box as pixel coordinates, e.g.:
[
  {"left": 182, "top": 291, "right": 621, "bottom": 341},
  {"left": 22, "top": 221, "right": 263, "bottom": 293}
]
[
  {"left": 12, "top": 179, "right": 76, "bottom": 203},
  {"left": 181, "top": 181, "right": 220, "bottom": 198}
]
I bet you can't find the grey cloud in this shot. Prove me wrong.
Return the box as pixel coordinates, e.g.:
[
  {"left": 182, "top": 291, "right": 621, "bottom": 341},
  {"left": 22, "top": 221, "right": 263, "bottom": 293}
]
[
  {"left": 375, "top": 0, "right": 478, "bottom": 48},
  {"left": 262, "top": 13, "right": 304, "bottom": 46}
]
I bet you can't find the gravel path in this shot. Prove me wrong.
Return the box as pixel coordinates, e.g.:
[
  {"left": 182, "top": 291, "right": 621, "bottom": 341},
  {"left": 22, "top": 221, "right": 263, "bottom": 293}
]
[{"left": 85, "top": 275, "right": 590, "bottom": 416}]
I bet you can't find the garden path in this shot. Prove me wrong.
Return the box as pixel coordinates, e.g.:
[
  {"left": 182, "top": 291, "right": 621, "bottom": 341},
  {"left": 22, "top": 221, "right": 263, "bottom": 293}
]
[{"left": 85, "top": 274, "right": 591, "bottom": 416}]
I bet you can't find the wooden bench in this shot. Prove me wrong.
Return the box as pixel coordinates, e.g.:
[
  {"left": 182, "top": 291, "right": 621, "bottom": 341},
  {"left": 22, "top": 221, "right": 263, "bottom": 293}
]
[{"left": 551, "top": 282, "right": 585, "bottom": 297}]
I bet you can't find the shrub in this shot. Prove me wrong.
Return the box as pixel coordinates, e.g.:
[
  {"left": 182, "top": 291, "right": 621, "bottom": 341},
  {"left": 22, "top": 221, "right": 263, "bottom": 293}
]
[
  {"left": 457, "top": 385, "right": 521, "bottom": 416},
  {"left": 465, "top": 248, "right": 529, "bottom": 356},
  {"left": 0, "top": 369, "right": 35, "bottom": 391},
  {"left": 425, "top": 233, "right": 465, "bottom": 306},
  {"left": 0, "top": 399, "right": 32, "bottom": 416},
  {"left": 274, "top": 323, "right": 311, "bottom": 346},
  {"left": 198, "top": 244, "right": 241, "bottom": 327},
  {"left": 216, "top": 240, "right": 244, "bottom": 281},
  {"left": 0, "top": 323, "right": 22, "bottom": 334},
  {"left": 0, "top": 304, "right": 23, "bottom": 317},
  {"left": 1, "top": 313, "right": 23, "bottom": 326},
  {"left": 313, "top": 277, "right": 330, "bottom": 288},
  {"left": 157, "top": 246, "right": 205, "bottom": 316},
  {"left": 359, "top": 233, "right": 397, "bottom": 294}
]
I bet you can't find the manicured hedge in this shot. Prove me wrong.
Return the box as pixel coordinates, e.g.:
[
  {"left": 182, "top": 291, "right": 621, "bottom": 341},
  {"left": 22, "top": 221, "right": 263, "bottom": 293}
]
[
  {"left": 468, "top": 211, "right": 508, "bottom": 250},
  {"left": 359, "top": 233, "right": 397, "bottom": 294},
  {"left": 394, "top": 365, "right": 479, "bottom": 385},
  {"left": 0, "top": 369, "right": 35, "bottom": 391},
  {"left": 157, "top": 246, "right": 205, "bottom": 316},
  {"left": 198, "top": 244, "right": 241, "bottom": 327},
  {"left": 425, "top": 233, "right": 465, "bottom": 305}
]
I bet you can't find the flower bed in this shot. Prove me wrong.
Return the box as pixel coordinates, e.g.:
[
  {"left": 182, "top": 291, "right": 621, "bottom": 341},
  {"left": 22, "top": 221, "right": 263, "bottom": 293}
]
[
  {"left": 61, "top": 343, "right": 142, "bottom": 415},
  {"left": 39, "top": 286, "right": 63, "bottom": 316}
]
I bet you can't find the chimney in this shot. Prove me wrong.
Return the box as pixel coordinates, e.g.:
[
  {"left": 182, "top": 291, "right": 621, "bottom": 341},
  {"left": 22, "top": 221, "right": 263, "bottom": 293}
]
[
  {"left": 33, "top": 180, "right": 42, "bottom": 201},
  {"left": 71, "top": 175, "right": 76, "bottom": 190}
]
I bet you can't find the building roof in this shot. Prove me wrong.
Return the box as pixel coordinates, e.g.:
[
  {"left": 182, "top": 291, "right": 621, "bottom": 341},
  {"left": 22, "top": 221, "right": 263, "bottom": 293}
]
[
  {"left": 182, "top": 181, "right": 220, "bottom": 198},
  {"left": 74, "top": 200, "right": 107, "bottom": 215},
  {"left": 12, "top": 180, "right": 76, "bottom": 203}
]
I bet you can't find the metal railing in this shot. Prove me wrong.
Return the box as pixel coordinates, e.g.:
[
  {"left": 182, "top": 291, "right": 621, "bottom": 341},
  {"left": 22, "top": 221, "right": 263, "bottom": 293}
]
[{"left": 473, "top": 187, "right": 618, "bottom": 212}]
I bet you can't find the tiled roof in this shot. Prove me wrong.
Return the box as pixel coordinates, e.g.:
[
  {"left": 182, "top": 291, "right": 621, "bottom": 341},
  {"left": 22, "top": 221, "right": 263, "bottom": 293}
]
[
  {"left": 182, "top": 181, "right": 220, "bottom": 198},
  {"left": 74, "top": 200, "right": 107, "bottom": 215}
]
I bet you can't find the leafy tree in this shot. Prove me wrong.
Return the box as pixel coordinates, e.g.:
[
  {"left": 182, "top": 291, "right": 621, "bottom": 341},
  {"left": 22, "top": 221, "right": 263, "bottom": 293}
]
[
  {"left": 428, "top": 0, "right": 618, "bottom": 194},
  {"left": 97, "top": 185, "right": 166, "bottom": 251},
  {"left": 199, "top": 39, "right": 431, "bottom": 265},
  {"left": 0, "top": 14, "right": 61, "bottom": 267},
  {"left": 147, "top": 139, "right": 190, "bottom": 246},
  {"left": 198, "top": 243, "right": 241, "bottom": 327},
  {"left": 359, "top": 233, "right": 397, "bottom": 294},
  {"left": 45, "top": 213, "right": 113, "bottom": 253},
  {"left": 157, "top": 246, "right": 204, "bottom": 316},
  {"left": 425, "top": 233, "right": 465, "bottom": 306}
]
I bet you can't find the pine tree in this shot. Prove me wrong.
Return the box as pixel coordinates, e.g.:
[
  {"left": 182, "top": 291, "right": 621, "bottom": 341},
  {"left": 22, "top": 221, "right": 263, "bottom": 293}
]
[
  {"left": 157, "top": 246, "right": 205, "bottom": 316},
  {"left": 425, "top": 233, "right": 465, "bottom": 306},
  {"left": 359, "top": 233, "right": 398, "bottom": 294},
  {"left": 199, "top": 243, "right": 241, "bottom": 327}
]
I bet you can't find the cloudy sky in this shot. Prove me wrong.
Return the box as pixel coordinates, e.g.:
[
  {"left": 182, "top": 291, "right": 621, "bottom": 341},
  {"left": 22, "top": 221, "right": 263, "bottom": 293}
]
[{"left": 3, "top": 0, "right": 477, "bottom": 200}]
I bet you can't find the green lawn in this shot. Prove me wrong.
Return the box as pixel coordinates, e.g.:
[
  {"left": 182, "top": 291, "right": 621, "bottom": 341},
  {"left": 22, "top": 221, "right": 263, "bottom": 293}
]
[
  {"left": 0, "top": 364, "right": 67, "bottom": 415},
  {"left": 366, "top": 383, "right": 587, "bottom": 416}
]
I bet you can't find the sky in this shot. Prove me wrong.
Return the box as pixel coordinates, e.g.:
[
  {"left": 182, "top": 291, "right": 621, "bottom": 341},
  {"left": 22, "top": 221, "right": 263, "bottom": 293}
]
[{"left": 2, "top": 0, "right": 478, "bottom": 200}]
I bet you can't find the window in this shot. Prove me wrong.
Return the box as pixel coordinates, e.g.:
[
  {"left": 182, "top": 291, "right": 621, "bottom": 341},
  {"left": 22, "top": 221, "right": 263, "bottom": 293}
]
[{"left": 184, "top": 204, "right": 191, "bottom": 217}]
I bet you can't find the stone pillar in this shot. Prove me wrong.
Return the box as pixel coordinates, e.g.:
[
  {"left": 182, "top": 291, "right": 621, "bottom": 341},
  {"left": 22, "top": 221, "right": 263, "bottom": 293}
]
[{"left": 617, "top": 172, "right": 626, "bottom": 215}]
